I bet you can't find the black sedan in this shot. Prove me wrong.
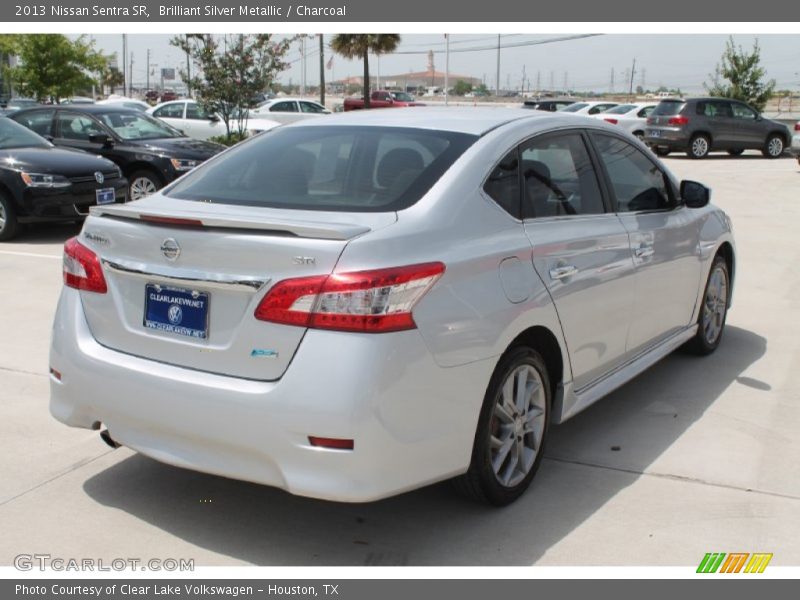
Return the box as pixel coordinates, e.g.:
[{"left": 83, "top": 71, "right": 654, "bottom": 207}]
[
  {"left": 9, "top": 105, "right": 225, "bottom": 201},
  {"left": 0, "top": 117, "right": 127, "bottom": 241}
]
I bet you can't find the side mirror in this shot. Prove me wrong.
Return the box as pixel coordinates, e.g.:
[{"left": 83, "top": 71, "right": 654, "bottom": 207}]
[
  {"left": 88, "top": 133, "right": 113, "bottom": 147},
  {"left": 681, "top": 180, "right": 710, "bottom": 208}
]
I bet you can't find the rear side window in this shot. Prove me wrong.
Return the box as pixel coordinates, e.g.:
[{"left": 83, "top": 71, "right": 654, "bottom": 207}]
[
  {"left": 521, "top": 133, "right": 605, "bottom": 218},
  {"left": 697, "top": 101, "right": 732, "bottom": 118},
  {"left": 12, "top": 109, "right": 55, "bottom": 136},
  {"left": 604, "top": 104, "right": 637, "bottom": 115},
  {"left": 270, "top": 101, "right": 298, "bottom": 113},
  {"left": 560, "top": 103, "right": 588, "bottom": 113},
  {"left": 166, "top": 126, "right": 477, "bottom": 212},
  {"left": 591, "top": 133, "right": 672, "bottom": 212},
  {"left": 652, "top": 101, "right": 685, "bottom": 116},
  {"left": 483, "top": 150, "right": 520, "bottom": 217}
]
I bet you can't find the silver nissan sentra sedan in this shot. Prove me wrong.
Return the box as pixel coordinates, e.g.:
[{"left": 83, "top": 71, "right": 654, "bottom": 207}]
[{"left": 50, "top": 108, "right": 735, "bottom": 505}]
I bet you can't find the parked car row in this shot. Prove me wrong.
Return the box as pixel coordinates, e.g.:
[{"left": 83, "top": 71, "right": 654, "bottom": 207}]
[
  {"left": 148, "top": 100, "right": 283, "bottom": 141},
  {"left": 526, "top": 97, "right": 794, "bottom": 160}
]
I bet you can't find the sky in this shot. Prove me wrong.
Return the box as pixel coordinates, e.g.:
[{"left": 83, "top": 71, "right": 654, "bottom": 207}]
[{"left": 80, "top": 33, "right": 800, "bottom": 94}]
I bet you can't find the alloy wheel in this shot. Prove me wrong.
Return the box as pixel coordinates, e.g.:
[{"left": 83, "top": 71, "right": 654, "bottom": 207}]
[
  {"left": 129, "top": 177, "right": 158, "bottom": 200},
  {"left": 767, "top": 137, "right": 783, "bottom": 157},
  {"left": 0, "top": 203, "right": 6, "bottom": 232},
  {"left": 692, "top": 137, "right": 709, "bottom": 158},
  {"left": 489, "top": 364, "right": 547, "bottom": 488},
  {"left": 702, "top": 264, "right": 728, "bottom": 345}
]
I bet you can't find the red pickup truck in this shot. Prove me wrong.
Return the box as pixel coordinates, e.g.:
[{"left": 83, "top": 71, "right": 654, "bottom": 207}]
[{"left": 343, "top": 90, "right": 425, "bottom": 111}]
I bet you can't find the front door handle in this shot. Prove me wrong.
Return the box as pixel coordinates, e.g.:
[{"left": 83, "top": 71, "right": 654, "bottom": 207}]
[
  {"left": 549, "top": 265, "right": 579, "bottom": 280},
  {"left": 634, "top": 245, "right": 654, "bottom": 259}
]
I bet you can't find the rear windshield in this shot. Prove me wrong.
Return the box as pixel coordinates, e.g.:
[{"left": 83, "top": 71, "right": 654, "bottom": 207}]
[
  {"left": 166, "top": 126, "right": 477, "bottom": 212},
  {"left": 604, "top": 104, "right": 637, "bottom": 115},
  {"left": 652, "top": 101, "right": 686, "bottom": 116},
  {"left": 560, "top": 103, "right": 588, "bottom": 113}
]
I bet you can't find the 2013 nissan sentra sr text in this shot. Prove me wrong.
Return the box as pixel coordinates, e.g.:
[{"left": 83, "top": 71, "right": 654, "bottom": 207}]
[{"left": 50, "top": 108, "right": 735, "bottom": 505}]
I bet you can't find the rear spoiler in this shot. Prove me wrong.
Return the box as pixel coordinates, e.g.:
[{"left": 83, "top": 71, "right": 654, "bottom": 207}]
[{"left": 89, "top": 204, "right": 371, "bottom": 241}]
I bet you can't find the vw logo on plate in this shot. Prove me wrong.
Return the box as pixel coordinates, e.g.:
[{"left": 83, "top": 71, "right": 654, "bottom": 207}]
[
  {"left": 94, "top": 171, "right": 104, "bottom": 184},
  {"left": 160, "top": 238, "right": 180, "bottom": 261},
  {"left": 167, "top": 305, "right": 183, "bottom": 325}
]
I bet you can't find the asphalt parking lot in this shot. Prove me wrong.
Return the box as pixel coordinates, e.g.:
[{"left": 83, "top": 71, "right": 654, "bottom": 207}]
[{"left": 0, "top": 151, "right": 798, "bottom": 567}]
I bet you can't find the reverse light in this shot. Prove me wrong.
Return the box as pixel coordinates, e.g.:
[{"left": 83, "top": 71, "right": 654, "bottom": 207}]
[
  {"left": 255, "top": 262, "right": 445, "bottom": 333},
  {"left": 63, "top": 237, "right": 107, "bottom": 293},
  {"left": 668, "top": 116, "right": 689, "bottom": 126},
  {"left": 603, "top": 118, "right": 618, "bottom": 125}
]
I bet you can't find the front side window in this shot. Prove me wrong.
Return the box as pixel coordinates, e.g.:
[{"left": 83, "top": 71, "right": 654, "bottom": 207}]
[
  {"left": 521, "top": 133, "right": 604, "bottom": 218},
  {"left": 167, "top": 126, "right": 477, "bottom": 212},
  {"left": 483, "top": 150, "right": 519, "bottom": 217},
  {"left": 591, "top": 133, "right": 672, "bottom": 212},
  {"left": 185, "top": 103, "right": 211, "bottom": 120},
  {"left": 57, "top": 113, "right": 106, "bottom": 141},
  {"left": 299, "top": 101, "right": 327, "bottom": 114},
  {"left": 153, "top": 103, "right": 185, "bottom": 119},
  {"left": 731, "top": 103, "right": 757, "bottom": 120}
]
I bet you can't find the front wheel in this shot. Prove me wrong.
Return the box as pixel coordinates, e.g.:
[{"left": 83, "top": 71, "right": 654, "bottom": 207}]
[
  {"left": 684, "top": 255, "right": 729, "bottom": 355},
  {"left": 128, "top": 170, "right": 162, "bottom": 201},
  {"left": 762, "top": 134, "right": 784, "bottom": 158},
  {"left": 453, "top": 346, "right": 551, "bottom": 506}
]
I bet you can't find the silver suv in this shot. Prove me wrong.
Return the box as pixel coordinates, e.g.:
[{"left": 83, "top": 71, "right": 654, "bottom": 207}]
[{"left": 644, "top": 97, "right": 791, "bottom": 159}]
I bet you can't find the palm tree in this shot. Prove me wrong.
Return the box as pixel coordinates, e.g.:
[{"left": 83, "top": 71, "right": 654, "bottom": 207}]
[{"left": 330, "top": 34, "right": 401, "bottom": 108}]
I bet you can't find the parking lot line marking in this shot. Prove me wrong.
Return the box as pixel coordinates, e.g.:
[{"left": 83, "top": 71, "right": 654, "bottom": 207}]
[{"left": 0, "top": 250, "right": 61, "bottom": 260}]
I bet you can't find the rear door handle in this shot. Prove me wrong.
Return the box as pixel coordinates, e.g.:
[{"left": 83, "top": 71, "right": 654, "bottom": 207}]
[
  {"left": 634, "top": 245, "right": 654, "bottom": 259},
  {"left": 549, "top": 265, "right": 578, "bottom": 280}
]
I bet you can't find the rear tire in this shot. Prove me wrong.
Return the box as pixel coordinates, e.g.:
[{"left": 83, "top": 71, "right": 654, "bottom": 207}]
[
  {"left": 0, "top": 192, "right": 20, "bottom": 242},
  {"left": 762, "top": 134, "right": 784, "bottom": 158},
  {"left": 453, "top": 346, "right": 551, "bottom": 506},
  {"left": 688, "top": 134, "right": 711, "bottom": 159},
  {"left": 683, "top": 255, "right": 729, "bottom": 355}
]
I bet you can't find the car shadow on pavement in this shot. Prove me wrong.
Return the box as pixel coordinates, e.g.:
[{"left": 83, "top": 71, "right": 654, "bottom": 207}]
[
  {"left": 6, "top": 222, "right": 81, "bottom": 245},
  {"left": 82, "top": 325, "right": 766, "bottom": 566}
]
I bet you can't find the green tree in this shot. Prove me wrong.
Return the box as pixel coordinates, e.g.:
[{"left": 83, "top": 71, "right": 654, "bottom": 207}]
[
  {"left": 330, "top": 34, "right": 401, "bottom": 108},
  {"left": 171, "top": 34, "right": 293, "bottom": 139},
  {"left": 705, "top": 37, "right": 775, "bottom": 112},
  {"left": 100, "top": 63, "right": 125, "bottom": 96},
  {"left": 474, "top": 83, "right": 490, "bottom": 96},
  {"left": 453, "top": 80, "right": 472, "bottom": 96},
  {"left": 6, "top": 34, "right": 106, "bottom": 102}
]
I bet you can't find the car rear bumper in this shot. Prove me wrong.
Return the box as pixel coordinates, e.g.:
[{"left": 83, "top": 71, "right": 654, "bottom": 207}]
[
  {"left": 49, "top": 288, "right": 493, "bottom": 502},
  {"left": 643, "top": 127, "right": 688, "bottom": 148},
  {"left": 790, "top": 134, "right": 800, "bottom": 157}
]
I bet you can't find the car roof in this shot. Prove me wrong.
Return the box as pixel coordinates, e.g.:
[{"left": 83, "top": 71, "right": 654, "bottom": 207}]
[
  {"left": 16, "top": 104, "right": 141, "bottom": 114},
  {"left": 286, "top": 107, "right": 590, "bottom": 136},
  {"left": 264, "top": 98, "right": 322, "bottom": 104}
]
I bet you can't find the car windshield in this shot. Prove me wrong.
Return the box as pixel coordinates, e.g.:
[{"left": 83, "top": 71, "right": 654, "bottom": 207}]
[
  {"left": 166, "top": 126, "right": 478, "bottom": 212},
  {"left": 652, "top": 101, "right": 686, "bottom": 116},
  {"left": 0, "top": 117, "right": 51, "bottom": 149},
  {"left": 392, "top": 92, "right": 415, "bottom": 102},
  {"left": 604, "top": 104, "right": 637, "bottom": 115},
  {"left": 560, "top": 103, "right": 588, "bottom": 112},
  {"left": 95, "top": 111, "right": 184, "bottom": 140}
]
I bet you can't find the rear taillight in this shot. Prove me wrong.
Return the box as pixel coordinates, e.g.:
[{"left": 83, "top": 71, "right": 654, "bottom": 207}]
[
  {"left": 63, "top": 237, "right": 107, "bottom": 293},
  {"left": 794, "top": 122, "right": 800, "bottom": 132},
  {"left": 603, "top": 118, "right": 618, "bottom": 125},
  {"left": 668, "top": 116, "right": 689, "bottom": 126},
  {"left": 255, "top": 262, "right": 445, "bottom": 333}
]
